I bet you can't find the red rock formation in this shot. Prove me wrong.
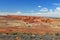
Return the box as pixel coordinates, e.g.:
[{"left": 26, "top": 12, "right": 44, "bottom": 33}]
[
  {"left": 0, "top": 15, "right": 59, "bottom": 34},
  {"left": 4, "top": 15, "right": 53, "bottom": 23}
]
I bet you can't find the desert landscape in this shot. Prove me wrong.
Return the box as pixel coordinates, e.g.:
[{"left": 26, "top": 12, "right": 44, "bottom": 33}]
[
  {"left": 0, "top": 15, "right": 60, "bottom": 34},
  {"left": 0, "top": 15, "right": 60, "bottom": 40},
  {"left": 0, "top": 0, "right": 60, "bottom": 40}
]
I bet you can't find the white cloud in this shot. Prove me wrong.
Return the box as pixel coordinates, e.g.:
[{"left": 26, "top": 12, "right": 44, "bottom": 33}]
[
  {"left": 56, "top": 7, "right": 60, "bottom": 10},
  {"left": 53, "top": 3, "right": 60, "bottom": 6},
  {"left": 30, "top": 7, "right": 60, "bottom": 17},
  {"left": 0, "top": 7, "right": 60, "bottom": 18},
  {"left": 37, "top": 5, "right": 41, "bottom": 8},
  {"left": 0, "top": 11, "right": 23, "bottom": 15},
  {"left": 40, "top": 8, "right": 48, "bottom": 12}
]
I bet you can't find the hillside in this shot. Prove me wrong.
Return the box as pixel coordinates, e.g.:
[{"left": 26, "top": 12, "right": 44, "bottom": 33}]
[{"left": 0, "top": 15, "right": 60, "bottom": 34}]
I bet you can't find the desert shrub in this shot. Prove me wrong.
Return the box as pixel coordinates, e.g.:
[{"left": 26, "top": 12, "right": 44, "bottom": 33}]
[
  {"left": 9, "top": 32, "right": 17, "bottom": 35},
  {"left": 55, "top": 32, "right": 60, "bottom": 36}
]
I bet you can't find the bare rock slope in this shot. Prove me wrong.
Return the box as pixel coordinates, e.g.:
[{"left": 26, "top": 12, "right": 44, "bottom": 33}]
[{"left": 0, "top": 15, "right": 60, "bottom": 34}]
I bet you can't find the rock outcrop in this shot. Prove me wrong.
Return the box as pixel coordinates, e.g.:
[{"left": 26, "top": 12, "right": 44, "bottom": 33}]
[{"left": 0, "top": 15, "right": 60, "bottom": 34}]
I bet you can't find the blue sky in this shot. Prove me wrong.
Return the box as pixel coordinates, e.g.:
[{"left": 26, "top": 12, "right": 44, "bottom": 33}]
[{"left": 0, "top": 0, "right": 60, "bottom": 17}]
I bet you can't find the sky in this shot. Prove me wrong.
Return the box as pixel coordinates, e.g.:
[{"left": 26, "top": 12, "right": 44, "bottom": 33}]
[{"left": 0, "top": 0, "right": 60, "bottom": 17}]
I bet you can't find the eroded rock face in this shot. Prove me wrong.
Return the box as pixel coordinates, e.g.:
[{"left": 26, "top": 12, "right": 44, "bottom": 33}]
[
  {"left": 5, "top": 15, "right": 53, "bottom": 23},
  {"left": 0, "top": 15, "right": 60, "bottom": 34},
  {"left": 0, "top": 15, "right": 53, "bottom": 27}
]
